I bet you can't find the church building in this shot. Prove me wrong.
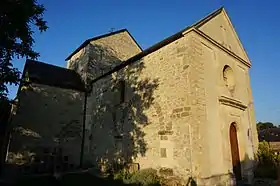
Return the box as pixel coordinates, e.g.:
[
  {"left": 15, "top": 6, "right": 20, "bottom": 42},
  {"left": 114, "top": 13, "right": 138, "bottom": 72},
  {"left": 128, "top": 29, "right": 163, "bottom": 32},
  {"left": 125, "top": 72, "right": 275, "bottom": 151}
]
[{"left": 7, "top": 7, "right": 258, "bottom": 185}]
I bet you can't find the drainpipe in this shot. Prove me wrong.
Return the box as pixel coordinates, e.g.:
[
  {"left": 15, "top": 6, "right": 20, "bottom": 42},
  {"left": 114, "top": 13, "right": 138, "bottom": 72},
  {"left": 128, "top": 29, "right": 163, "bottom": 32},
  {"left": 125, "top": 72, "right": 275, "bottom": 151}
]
[
  {"left": 80, "top": 90, "right": 88, "bottom": 168},
  {"left": 189, "top": 124, "right": 193, "bottom": 179},
  {"left": 79, "top": 48, "right": 92, "bottom": 168}
]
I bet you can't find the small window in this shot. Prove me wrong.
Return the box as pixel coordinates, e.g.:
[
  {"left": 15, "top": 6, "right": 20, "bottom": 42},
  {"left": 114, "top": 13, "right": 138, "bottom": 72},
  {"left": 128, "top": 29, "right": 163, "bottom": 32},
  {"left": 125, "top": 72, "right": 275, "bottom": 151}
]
[
  {"left": 113, "top": 80, "right": 125, "bottom": 105},
  {"left": 119, "top": 80, "right": 125, "bottom": 103},
  {"left": 160, "top": 148, "right": 167, "bottom": 158}
]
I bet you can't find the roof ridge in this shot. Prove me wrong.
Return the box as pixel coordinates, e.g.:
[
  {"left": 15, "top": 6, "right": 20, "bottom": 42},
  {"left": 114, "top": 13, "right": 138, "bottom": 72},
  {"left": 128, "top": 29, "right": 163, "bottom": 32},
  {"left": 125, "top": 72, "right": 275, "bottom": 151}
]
[{"left": 192, "top": 6, "right": 224, "bottom": 28}]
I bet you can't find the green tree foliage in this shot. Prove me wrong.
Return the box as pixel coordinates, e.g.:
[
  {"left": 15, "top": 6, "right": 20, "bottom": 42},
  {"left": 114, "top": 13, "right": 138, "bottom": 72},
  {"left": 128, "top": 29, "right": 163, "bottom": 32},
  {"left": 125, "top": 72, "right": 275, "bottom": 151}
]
[
  {"left": 0, "top": 0, "right": 48, "bottom": 99},
  {"left": 255, "top": 141, "right": 280, "bottom": 179},
  {"left": 257, "top": 122, "right": 276, "bottom": 132}
]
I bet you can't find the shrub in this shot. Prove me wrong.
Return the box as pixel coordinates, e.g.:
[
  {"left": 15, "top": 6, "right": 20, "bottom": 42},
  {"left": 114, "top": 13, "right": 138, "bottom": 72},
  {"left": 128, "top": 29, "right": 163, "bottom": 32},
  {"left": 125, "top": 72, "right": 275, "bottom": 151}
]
[
  {"left": 113, "top": 168, "right": 160, "bottom": 186},
  {"left": 255, "top": 141, "right": 280, "bottom": 179},
  {"left": 129, "top": 168, "right": 160, "bottom": 186},
  {"left": 113, "top": 169, "right": 131, "bottom": 184}
]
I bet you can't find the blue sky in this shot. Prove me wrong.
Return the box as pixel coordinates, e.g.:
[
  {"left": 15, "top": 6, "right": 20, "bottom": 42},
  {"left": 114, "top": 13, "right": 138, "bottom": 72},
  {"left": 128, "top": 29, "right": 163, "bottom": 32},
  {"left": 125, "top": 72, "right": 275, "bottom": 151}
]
[{"left": 8, "top": 0, "right": 280, "bottom": 125}]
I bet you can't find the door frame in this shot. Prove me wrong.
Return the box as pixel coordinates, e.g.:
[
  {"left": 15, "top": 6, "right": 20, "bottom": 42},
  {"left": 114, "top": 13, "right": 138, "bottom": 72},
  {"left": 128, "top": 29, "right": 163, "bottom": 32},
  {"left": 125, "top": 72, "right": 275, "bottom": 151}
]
[{"left": 229, "top": 122, "right": 242, "bottom": 180}]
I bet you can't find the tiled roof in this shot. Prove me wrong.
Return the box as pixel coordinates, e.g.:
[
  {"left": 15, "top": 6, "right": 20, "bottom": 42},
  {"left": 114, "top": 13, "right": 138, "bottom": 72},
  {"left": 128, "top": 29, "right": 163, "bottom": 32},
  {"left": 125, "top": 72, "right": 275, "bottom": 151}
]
[{"left": 258, "top": 128, "right": 280, "bottom": 142}]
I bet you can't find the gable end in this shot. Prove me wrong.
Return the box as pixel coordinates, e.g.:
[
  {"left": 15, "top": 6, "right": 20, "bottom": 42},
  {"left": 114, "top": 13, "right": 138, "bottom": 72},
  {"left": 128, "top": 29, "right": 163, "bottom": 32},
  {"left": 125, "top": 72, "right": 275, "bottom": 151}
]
[
  {"left": 194, "top": 8, "right": 251, "bottom": 63},
  {"left": 65, "top": 29, "right": 142, "bottom": 61}
]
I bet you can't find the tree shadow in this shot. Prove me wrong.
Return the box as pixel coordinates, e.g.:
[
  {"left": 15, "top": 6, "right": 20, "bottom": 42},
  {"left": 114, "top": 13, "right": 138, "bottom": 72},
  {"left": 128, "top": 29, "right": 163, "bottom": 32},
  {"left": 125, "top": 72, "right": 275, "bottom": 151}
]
[
  {"left": 3, "top": 41, "right": 159, "bottom": 185},
  {"left": 70, "top": 42, "right": 159, "bottom": 172},
  {"left": 4, "top": 82, "right": 85, "bottom": 177}
]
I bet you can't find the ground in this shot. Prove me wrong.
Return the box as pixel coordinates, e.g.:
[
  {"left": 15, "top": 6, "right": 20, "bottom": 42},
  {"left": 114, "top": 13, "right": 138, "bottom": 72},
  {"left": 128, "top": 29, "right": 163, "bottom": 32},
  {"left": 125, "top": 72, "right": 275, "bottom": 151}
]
[
  {"left": 0, "top": 172, "right": 129, "bottom": 186},
  {"left": 0, "top": 172, "right": 278, "bottom": 186}
]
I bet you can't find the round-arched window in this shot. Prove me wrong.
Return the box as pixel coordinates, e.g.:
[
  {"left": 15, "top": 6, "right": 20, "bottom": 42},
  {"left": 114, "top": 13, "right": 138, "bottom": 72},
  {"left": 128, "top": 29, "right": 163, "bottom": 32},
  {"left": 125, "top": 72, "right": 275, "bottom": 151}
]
[{"left": 223, "top": 65, "right": 235, "bottom": 91}]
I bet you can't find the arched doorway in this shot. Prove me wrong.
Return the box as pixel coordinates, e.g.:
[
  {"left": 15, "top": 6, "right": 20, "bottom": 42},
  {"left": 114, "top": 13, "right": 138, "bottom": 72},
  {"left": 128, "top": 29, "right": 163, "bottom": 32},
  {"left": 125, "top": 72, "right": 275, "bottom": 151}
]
[{"left": 229, "top": 123, "right": 241, "bottom": 180}]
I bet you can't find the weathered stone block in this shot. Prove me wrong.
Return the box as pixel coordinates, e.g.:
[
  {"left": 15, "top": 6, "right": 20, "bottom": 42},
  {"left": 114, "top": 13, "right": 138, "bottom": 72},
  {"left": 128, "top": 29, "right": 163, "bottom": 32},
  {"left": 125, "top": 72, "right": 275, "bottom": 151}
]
[
  {"left": 166, "top": 122, "right": 173, "bottom": 130},
  {"left": 181, "top": 112, "right": 190, "bottom": 117},
  {"left": 183, "top": 107, "right": 191, "bottom": 111},
  {"left": 173, "top": 108, "right": 183, "bottom": 113}
]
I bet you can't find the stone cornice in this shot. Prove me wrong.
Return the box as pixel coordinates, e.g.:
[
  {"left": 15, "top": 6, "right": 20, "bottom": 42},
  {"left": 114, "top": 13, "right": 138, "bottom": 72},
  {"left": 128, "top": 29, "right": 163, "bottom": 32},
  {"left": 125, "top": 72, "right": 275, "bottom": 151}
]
[
  {"left": 183, "top": 28, "right": 251, "bottom": 68},
  {"left": 218, "top": 96, "right": 247, "bottom": 110}
]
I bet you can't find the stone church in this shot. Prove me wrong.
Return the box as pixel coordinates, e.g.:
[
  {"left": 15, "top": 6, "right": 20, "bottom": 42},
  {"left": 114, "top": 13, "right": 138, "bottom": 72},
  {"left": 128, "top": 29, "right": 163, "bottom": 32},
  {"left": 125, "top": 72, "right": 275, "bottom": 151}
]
[{"left": 6, "top": 7, "right": 258, "bottom": 185}]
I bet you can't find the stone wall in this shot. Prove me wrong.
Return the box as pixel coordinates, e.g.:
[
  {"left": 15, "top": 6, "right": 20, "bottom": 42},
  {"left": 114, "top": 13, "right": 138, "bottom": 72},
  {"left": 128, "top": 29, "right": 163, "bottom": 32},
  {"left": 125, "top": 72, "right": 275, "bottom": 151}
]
[
  {"left": 191, "top": 28, "right": 257, "bottom": 185},
  {"left": 7, "top": 83, "right": 85, "bottom": 173},
  {"left": 83, "top": 28, "right": 257, "bottom": 185},
  {"left": 67, "top": 31, "right": 141, "bottom": 84},
  {"left": 67, "top": 47, "right": 88, "bottom": 82},
  {"left": 83, "top": 32, "right": 209, "bottom": 182},
  {"left": 196, "top": 173, "right": 235, "bottom": 186}
]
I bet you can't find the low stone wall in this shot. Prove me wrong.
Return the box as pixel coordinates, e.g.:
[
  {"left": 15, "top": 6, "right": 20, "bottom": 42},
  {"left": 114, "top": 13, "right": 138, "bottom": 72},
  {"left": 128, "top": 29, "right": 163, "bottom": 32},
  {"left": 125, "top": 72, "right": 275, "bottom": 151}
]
[
  {"left": 196, "top": 173, "right": 235, "bottom": 186},
  {"left": 254, "top": 178, "right": 278, "bottom": 186}
]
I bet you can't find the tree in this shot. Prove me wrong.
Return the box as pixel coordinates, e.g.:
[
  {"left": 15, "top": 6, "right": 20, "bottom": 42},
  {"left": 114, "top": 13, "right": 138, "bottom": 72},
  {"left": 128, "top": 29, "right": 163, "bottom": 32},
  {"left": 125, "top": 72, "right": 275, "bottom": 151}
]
[
  {"left": 257, "top": 122, "right": 276, "bottom": 132},
  {"left": 0, "top": 0, "right": 48, "bottom": 99}
]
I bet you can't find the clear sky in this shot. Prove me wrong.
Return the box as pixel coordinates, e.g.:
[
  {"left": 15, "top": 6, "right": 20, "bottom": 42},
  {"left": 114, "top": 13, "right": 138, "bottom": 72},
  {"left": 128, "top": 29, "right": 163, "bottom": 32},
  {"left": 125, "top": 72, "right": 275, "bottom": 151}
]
[{"left": 8, "top": 0, "right": 280, "bottom": 125}]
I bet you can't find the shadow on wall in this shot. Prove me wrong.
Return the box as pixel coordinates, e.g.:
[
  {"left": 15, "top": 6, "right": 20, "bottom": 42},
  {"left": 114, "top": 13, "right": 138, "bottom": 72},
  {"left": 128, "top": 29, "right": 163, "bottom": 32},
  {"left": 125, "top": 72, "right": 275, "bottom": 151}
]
[
  {"left": 69, "top": 43, "right": 124, "bottom": 82},
  {"left": 2, "top": 41, "right": 261, "bottom": 186},
  {"left": 58, "top": 43, "right": 259, "bottom": 186},
  {"left": 4, "top": 42, "right": 159, "bottom": 178},
  {"left": 69, "top": 43, "right": 159, "bottom": 172},
  {"left": 240, "top": 153, "right": 256, "bottom": 184},
  {"left": 5, "top": 84, "right": 85, "bottom": 176},
  {"left": 88, "top": 63, "right": 159, "bottom": 170}
]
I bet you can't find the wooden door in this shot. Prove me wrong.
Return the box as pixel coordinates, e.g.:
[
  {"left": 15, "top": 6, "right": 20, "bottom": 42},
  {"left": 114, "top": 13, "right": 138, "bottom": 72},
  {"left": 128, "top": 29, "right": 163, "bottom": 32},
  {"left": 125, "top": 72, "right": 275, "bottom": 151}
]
[{"left": 230, "top": 123, "right": 242, "bottom": 180}]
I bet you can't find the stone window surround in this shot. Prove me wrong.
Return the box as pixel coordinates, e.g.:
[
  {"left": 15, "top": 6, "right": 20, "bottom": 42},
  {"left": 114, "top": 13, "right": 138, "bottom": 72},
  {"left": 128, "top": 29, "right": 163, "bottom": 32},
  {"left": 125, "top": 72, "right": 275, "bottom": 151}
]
[{"left": 222, "top": 65, "right": 235, "bottom": 92}]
